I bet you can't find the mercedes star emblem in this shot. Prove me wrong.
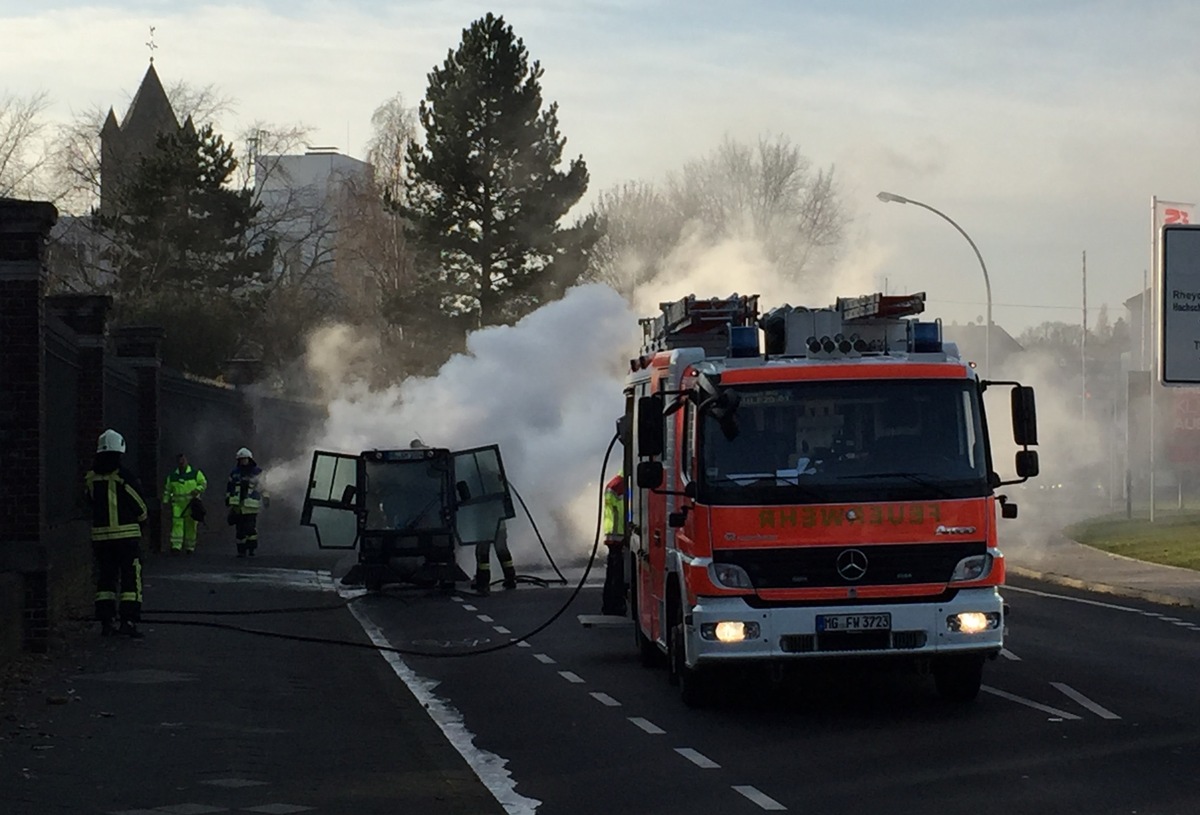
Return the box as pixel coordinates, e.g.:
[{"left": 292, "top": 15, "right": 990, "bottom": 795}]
[{"left": 836, "top": 548, "right": 868, "bottom": 582}]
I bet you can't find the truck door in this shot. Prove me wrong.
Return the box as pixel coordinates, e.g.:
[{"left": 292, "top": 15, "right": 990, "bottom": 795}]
[
  {"left": 452, "top": 444, "right": 517, "bottom": 546},
  {"left": 300, "top": 451, "right": 361, "bottom": 549}
]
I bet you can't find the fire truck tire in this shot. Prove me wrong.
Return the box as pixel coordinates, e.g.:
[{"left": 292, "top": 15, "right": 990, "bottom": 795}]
[
  {"left": 671, "top": 622, "right": 711, "bottom": 708},
  {"left": 933, "top": 654, "right": 984, "bottom": 702}
]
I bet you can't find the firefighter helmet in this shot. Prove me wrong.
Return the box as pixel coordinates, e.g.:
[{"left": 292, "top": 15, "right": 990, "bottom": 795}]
[
  {"left": 236, "top": 447, "right": 253, "bottom": 459},
  {"left": 96, "top": 429, "right": 126, "bottom": 454}
]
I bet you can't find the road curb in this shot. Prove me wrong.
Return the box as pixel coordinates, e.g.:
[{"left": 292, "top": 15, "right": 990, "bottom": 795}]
[{"left": 1008, "top": 565, "right": 1196, "bottom": 609}]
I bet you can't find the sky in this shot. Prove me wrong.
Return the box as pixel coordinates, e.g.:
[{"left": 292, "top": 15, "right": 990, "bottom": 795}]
[{"left": 3, "top": 0, "right": 1200, "bottom": 335}]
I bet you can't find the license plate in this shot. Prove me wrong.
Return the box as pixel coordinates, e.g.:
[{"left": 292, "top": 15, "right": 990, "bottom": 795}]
[{"left": 816, "top": 613, "right": 891, "bottom": 632}]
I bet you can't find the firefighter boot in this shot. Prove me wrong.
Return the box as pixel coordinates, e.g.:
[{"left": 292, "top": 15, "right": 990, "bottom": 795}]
[
  {"left": 473, "top": 565, "right": 491, "bottom": 596},
  {"left": 501, "top": 561, "right": 518, "bottom": 590},
  {"left": 118, "top": 621, "right": 144, "bottom": 639}
]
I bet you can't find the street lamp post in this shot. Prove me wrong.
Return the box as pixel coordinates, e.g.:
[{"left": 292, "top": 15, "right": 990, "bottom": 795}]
[{"left": 877, "top": 191, "right": 992, "bottom": 378}]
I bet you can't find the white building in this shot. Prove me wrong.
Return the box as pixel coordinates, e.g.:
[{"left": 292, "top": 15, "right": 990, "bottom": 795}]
[{"left": 253, "top": 147, "right": 375, "bottom": 296}]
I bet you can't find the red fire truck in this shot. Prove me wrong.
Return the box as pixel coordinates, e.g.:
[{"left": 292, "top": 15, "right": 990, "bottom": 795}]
[{"left": 622, "top": 292, "right": 1039, "bottom": 706}]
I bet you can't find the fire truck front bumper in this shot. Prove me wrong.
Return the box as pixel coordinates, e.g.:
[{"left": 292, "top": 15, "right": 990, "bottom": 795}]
[{"left": 686, "top": 587, "right": 1005, "bottom": 666}]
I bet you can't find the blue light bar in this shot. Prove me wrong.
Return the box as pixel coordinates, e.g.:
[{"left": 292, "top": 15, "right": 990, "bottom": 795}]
[
  {"left": 729, "top": 325, "right": 760, "bottom": 358},
  {"left": 908, "top": 321, "right": 942, "bottom": 353}
]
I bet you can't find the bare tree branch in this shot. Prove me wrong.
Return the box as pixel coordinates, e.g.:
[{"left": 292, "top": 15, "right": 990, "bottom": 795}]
[{"left": 0, "top": 89, "right": 52, "bottom": 198}]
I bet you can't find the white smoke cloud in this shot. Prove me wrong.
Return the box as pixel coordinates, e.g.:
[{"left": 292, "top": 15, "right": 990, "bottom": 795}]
[{"left": 277, "top": 283, "right": 638, "bottom": 570}]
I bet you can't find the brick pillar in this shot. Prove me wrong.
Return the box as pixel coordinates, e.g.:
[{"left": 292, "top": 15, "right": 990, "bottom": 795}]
[
  {"left": 0, "top": 198, "right": 57, "bottom": 653},
  {"left": 47, "top": 294, "right": 112, "bottom": 486},
  {"left": 114, "top": 326, "right": 165, "bottom": 553}
]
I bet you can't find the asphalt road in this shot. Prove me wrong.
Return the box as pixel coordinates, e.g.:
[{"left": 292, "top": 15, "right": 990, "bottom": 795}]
[{"left": 351, "top": 570, "right": 1200, "bottom": 815}]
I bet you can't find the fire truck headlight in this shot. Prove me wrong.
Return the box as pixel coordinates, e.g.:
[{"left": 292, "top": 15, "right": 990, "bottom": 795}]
[
  {"left": 947, "top": 612, "right": 1001, "bottom": 634},
  {"left": 949, "top": 553, "right": 993, "bottom": 583},
  {"left": 700, "top": 621, "right": 761, "bottom": 642},
  {"left": 709, "top": 563, "right": 754, "bottom": 590}
]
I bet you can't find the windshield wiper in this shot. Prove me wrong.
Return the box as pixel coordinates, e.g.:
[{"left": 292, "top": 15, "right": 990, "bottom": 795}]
[
  {"left": 706, "top": 475, "right": 826, "bottom": 499},
  {"left": 837, "top": 471, "right": 956, "bottom": 498}
]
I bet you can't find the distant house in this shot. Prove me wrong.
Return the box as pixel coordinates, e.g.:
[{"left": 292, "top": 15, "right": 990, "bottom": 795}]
[{"left": 941, "top": 322, "right": 1024, "bottom": 375}]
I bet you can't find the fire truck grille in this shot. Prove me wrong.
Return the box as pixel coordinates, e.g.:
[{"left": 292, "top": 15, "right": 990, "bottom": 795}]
[
  {"left": 714, "top": 542, "right": 986, "bottom": 589},
  {"left": 779, "top": 631, "right": 928, "bottom": 653}
]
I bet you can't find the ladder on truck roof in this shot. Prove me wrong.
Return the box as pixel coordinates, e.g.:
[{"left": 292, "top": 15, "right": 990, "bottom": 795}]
[{"left": 640, "top": 294, "right": 759, "bottom": 355}]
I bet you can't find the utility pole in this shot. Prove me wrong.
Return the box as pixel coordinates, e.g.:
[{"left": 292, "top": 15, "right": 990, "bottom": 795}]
[{"left": 1082, "top": 250, "right": 1087, "bottom": 424}]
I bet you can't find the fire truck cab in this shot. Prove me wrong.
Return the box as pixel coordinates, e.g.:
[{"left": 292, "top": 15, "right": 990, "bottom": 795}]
[{"left": 624, "top": 292, "right": 1039, "bottom": 706}]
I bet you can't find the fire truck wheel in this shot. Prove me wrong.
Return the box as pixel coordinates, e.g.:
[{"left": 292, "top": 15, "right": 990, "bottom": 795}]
[
  {"left": 933, "top": 654, "right": 984, "bottom": 702},
  {"left": 671, "top": 622, "right": 711, "bottom": 708}
]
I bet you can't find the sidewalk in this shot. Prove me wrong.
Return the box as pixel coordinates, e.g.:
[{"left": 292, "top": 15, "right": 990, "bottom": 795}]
[
  {"left": 0, "top": 526, "right": 504, "bottom": 815},
  {"left": 1004, "top": 530, "right": 1200, "bottom": 608}
]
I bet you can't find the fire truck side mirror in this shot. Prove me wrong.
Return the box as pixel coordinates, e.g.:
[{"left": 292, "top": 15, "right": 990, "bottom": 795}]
[
  {"left": 1015, "top": 450, "right": 1039, "bottom": 479},
  {"left": 1011, "top": 386, "right": 1038, "bottom": 447},
  {"left": 637, "top": 395, "right": 665, "bottom": 457},
  {"left": 637, "top": 461, "right": 664, "bottom": 489}
]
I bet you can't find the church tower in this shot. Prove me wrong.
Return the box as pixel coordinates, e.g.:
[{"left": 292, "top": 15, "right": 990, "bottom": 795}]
[{"left": 99, "top": 63, "right": 184, "bottom": 216}]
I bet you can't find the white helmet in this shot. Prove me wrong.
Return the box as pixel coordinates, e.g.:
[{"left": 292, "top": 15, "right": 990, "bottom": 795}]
[
  {"left": 97, "top": 429, "right": 126, "bottom": 454},
  {"left": 236, "top": 447, "right": 253, "bottom": 459}
]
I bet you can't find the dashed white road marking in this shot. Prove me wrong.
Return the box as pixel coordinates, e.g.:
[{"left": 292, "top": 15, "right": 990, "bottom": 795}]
[
  {"left": 675, "top": 748, "right": 720, "bottom": 768},
  {"left": 982, "top": 685, "right": 1081, "bottom": 720},
  {"left": 493, "top": 625, "right": 511, "bottom": 634},
  {"left": 533, "top": 653, "right": 556, "bottom": 665},
  {"left": 451, "top": 596, "right": 464, "bottom": 603},
  {"left": 590, "top": 692, "right": 621, "bottom": 707},
  {"left": 733, "top": 785, "right": 787, "bottom": 811},
  {"left": 629, "top": 717, "right": 665, "bottom": 734},
  {"left": 1160, "top": 617, "right": 1181, "bottom": 622},
  {"left": 515, "top": 641, "right": 531, "bottom": 648},
  {"left": 1000, "top": 648, "right": 1021, "bottom": 661},
  {"left": 462, "top": 604, "right": 477, "bottom": 612},
  {"left": 1050, "top": 682, "right": 1121, "bottom": 719},
  {"left": 477, "top": 614, "right": 494, "bottom": 623},
  {"left": 559, "top": 671, "right": 585, "bottom": 684}
]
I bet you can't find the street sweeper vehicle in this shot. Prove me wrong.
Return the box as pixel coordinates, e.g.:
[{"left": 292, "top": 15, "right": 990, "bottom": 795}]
[
  {"left": 622, "top": 291, "right": 1039, "bottom": 706},
  {"left": 300, "top": 444, "right": 515, "bottom": 591}
]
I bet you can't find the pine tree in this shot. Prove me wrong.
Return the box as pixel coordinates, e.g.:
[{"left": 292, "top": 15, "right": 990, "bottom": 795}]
[
  {"left": 403, "top": 13, "right": 592, "bottom": 328},
  {"left": 102, "top": 123, "right": 275, "bottom": 375}
]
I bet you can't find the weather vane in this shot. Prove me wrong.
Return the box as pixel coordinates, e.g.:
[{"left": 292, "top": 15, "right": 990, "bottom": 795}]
[{"left": 146, "top": 26, "right": 158, "bottom": 63}]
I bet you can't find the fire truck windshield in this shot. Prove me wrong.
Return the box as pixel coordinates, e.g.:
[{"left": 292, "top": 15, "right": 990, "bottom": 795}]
[{"left": 696, "top": 378, "right": 990, "bottom": 505}]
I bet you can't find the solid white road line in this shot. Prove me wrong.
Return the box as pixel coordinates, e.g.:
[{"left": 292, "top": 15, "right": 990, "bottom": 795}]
[
  {"left": 733, "top": 785, "right": 787, "bottom": 811},
  {"left": 559, "top": 671, "right": 585, "bottom": 684},
  {"left": 1050, "top": 682, "right": 1121, "bottom": 719},
  {"left": 982, "top": 685, "right": 1082, "bottom": 720},
  {"left": 1000, "top": 648, "right": 1021, "bottom": 661},
  {"left": 629, "top": 717, "right": 665, "bottom": 734},
  {"left": 533, "top": 653, "right": 556, "bottom": 665},
  {"left": 346, "top": 603, "right": 540, "bottom": 815},
  {"left": 590, "top": 692, "right": 621, "bottom": 707},
  {"left": 1004, "top": 585, "right": 1139, "bottom": 612},
  {"left": 675, "top": 748, "right": 720, "bottom": 769}
]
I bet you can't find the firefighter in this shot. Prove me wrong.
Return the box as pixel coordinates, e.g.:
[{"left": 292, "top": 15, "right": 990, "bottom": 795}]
[
  {"left": 226, "top": 447, "right": 268, "bottom": 557},
  {"left": 84, "top": 429, "right": 148, "bottom": 638},
  {"left": 474, "top": 518, "right": 518, "bottom": 596},
  {"left": 163, "top": 452, "right": 207, "bottom": 555},
  {"left": 601, "top": 470, "right": 628, "bottom": 616}
]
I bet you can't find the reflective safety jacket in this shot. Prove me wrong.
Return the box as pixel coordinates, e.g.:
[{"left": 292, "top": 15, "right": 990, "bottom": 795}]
[
  {"left": 602, "top": 473, "right": 626, "bottom": 544},
  {"left": 85, "top": 466, "right": 149, "bottom": 541},
  {"left": 226, "top": 463, "right": 267, "bottom": 514},
  {"left": 163, "top": 465, "right": 207, "bottom": 506}
]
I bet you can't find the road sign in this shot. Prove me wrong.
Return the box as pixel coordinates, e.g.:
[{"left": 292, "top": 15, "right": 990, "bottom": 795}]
[{"left": 1160, "top": 224, "right": 1200, "bottom": 385}]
